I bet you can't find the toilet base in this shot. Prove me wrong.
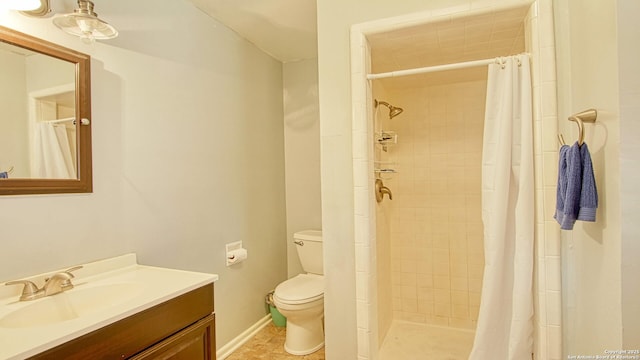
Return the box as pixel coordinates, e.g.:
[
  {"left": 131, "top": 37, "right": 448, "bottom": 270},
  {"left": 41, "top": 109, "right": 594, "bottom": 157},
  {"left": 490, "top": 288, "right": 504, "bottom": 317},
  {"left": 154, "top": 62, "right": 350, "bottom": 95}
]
[
  {"left": 273, "top": 273, "right": 325, "bottom": 356},
  {"left": 283, "top": 316, "right": 324, "bottom": 355}
]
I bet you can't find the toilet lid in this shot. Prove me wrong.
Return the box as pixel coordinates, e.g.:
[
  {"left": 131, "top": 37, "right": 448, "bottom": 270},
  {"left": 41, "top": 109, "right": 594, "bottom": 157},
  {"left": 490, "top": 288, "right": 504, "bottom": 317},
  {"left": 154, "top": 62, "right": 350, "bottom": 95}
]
[{"left": 274, "top": 274, "right": 324, "bottom": 304}]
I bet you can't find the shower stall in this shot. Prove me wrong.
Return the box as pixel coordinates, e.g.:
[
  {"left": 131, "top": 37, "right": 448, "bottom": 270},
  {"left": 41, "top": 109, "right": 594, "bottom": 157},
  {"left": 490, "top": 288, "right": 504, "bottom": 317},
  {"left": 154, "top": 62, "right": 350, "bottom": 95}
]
[
  {"left": 373, "top": 78, "right": 489, "bottom": 357},
  {"left": 351, "top": 1, "right": 562, "bottom": 359}
]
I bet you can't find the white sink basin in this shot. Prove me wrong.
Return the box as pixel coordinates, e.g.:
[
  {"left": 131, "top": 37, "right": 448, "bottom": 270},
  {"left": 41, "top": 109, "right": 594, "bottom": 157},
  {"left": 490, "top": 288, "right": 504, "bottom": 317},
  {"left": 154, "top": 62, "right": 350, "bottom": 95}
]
[
  {"left": 0, "top": 254, "right": 218, "bottom": 360},
  {"left": 0, "top": 282, "right": 142, "bottom": 328}
]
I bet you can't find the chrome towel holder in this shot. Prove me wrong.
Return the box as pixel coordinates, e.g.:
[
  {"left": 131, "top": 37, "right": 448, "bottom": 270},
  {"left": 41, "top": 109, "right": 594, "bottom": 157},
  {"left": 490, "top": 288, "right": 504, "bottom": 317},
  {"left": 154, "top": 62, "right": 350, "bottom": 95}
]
[{"left": 558, "top": 108, "right": 597, "bottom": 146}]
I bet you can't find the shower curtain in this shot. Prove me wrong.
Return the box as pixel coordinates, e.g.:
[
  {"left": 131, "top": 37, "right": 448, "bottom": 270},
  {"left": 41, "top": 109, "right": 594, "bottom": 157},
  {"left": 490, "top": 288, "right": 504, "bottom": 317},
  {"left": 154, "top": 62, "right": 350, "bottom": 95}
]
[
  {"left": 469, "top": 55, "right": 534, "bottom": 360},
  {"left": 32, "top": 123, "right": 76, "bottom": 179}
]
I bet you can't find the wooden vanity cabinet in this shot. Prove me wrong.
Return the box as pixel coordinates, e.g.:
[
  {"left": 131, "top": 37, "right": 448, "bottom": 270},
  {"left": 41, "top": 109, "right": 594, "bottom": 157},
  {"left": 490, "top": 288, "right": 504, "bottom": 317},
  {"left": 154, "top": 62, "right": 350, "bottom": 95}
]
[{"left": 29, "top": 284, "right": 216, "bottom": 360}]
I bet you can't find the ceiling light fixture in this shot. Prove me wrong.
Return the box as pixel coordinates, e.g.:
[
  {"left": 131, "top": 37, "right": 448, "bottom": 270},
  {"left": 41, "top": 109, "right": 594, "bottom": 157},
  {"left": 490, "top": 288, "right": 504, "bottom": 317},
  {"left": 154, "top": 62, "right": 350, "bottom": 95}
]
[
  {"left": 52, "top": 0, "right": 117, "bottom": 44},
  {"left": 2, "top": 0, "right": 42, "bottom": 11},
  {"left": 19, "top": 0, "right": 51, "bottom": 17}
]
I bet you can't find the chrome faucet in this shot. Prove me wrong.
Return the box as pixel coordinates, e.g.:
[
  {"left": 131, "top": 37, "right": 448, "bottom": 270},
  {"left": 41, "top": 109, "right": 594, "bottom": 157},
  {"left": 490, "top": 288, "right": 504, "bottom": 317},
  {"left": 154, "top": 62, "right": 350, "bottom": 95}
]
[{"left": 5, "top": 265, "right": 82, "bottom": 301}]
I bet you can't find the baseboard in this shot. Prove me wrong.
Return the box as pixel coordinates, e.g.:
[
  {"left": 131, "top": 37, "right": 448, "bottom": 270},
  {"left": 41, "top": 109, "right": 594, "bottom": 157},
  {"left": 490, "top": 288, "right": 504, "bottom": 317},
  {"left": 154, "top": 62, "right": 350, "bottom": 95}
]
[{"left": 217, "top": 314, "right": 272, "bottom": 359}]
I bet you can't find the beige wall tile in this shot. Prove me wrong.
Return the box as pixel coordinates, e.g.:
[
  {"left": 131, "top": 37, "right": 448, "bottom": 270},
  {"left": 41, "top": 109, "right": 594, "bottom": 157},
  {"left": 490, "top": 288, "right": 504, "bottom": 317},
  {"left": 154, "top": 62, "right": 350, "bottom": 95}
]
[{"left": 384, "top": 80, "right": 487, "bottom": 329}]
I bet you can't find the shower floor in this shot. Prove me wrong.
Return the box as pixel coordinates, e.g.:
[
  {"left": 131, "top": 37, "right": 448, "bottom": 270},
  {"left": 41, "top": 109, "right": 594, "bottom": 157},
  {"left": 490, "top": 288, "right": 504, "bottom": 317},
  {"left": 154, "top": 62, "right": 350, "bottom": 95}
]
[{"left": 379, "top": 321, "right": 475, "bottom": 360}]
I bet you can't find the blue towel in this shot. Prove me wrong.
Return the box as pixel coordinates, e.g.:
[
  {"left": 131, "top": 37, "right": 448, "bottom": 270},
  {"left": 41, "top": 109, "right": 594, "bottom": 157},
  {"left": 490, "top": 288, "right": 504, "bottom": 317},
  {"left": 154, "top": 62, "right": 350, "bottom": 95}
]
[
  {"left": 577, "top": 143, "right": 598, "bottom": 221},
  {"left": 554, "top": 144, "right": 570, "bottom": 227},
  {"left": 554, "top": 142, "right": 598, "bottom": 230},
  {"left": 0, "top": 171, "right": 7, "bottom": 179},
  {"left": 555, "top": 143, "right": 581, "bottom": 229}
]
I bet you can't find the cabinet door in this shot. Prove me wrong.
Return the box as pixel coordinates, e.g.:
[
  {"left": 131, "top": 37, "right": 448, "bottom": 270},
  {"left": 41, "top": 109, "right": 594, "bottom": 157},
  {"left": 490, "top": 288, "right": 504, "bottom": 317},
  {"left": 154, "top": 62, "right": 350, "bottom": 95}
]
[{"left": 130, "top": 314, "right": 216, "bottom": 360}]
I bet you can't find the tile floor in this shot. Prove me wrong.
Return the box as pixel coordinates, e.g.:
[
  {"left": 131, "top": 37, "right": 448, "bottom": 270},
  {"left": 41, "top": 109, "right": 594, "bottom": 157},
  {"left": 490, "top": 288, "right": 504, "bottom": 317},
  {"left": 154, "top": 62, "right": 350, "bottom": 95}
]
[
  {"left": 224, "top": 322, "right": 325, "bottom": 360},
  {"left": 225, "top": 320, "right": 473, "bottom": 360},
  {"left": 379, "top": 321, "right": 475, "bottom": 360}
]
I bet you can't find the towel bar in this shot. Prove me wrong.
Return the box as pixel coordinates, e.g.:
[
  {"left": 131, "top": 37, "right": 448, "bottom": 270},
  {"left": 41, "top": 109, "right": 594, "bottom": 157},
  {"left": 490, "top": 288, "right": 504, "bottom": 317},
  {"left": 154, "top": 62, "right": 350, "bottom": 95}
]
[{"left": 559, "top": 109, "right": 597, "bottom": 146}]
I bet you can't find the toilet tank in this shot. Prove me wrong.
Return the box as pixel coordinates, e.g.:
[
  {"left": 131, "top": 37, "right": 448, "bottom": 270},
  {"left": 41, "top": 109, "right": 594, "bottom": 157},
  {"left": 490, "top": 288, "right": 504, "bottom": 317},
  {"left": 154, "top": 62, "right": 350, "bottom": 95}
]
[{"left": 294, "top": 230, "right": 323, "bottom": 275}]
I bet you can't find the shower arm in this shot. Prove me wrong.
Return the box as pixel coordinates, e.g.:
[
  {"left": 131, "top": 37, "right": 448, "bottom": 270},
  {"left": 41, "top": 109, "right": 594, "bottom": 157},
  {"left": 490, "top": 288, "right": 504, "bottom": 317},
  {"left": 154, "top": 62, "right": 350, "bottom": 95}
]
[{"left": 375, "top": 100, "right": 390, "bottom": 108}]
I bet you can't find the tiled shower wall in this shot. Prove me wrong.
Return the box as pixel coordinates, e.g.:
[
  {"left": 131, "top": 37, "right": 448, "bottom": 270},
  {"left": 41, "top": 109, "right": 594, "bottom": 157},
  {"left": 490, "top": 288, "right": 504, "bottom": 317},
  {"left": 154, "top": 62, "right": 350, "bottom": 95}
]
[
  {"left": 528, "top": 1, "right": 563, "bottom": 358},
  {"left": 379, "top": 80, "right": 486, "bottom": 329},
  {"left": 374, "top": 85, "right": 394, "bottom": 345}
]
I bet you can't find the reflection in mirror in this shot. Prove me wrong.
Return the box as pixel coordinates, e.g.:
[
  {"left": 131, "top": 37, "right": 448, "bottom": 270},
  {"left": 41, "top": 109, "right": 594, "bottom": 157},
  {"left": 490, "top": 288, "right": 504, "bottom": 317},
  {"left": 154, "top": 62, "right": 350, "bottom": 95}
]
[
  {"left": 0, "top": 25, "right": 92, "bottom": 195},
  {"left": 1, "top": 44, "right": 76, "bottom": 179}
]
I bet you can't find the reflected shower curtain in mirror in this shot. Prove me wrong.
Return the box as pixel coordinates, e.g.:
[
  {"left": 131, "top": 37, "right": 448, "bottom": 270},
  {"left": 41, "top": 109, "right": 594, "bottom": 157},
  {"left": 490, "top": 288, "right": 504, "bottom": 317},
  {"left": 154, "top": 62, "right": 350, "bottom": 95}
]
[
  {"left": 469, "top": 54, "right": 534, "bottom": 360},
  {"left": 32, "top": 123, "right": 76, "bottom": 179}
]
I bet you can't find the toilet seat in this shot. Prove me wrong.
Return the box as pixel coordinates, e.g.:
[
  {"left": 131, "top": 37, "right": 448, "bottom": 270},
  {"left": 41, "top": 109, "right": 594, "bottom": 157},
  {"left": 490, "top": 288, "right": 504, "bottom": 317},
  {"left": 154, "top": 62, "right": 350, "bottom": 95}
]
[{"left": 274, "top": 274, "right": 324, "bottom": 305}]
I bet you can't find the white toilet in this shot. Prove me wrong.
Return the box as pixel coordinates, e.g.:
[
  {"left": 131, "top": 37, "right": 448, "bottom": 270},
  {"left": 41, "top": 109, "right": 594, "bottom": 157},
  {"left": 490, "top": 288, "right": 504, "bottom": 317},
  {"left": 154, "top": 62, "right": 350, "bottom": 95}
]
[{"left": 273, "top": 230, "right": 324, "bottom": 355}]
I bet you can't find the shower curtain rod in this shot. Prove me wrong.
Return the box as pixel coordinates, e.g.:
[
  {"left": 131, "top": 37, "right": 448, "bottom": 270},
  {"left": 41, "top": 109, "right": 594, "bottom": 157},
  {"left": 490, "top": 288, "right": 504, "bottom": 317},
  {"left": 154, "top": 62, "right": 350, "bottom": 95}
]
[
  {"left": 44, "top": 117, "right": 75, "bottom": 124},
  {"left": 367, "top": 54, "right": 526, "bottom": 80}
]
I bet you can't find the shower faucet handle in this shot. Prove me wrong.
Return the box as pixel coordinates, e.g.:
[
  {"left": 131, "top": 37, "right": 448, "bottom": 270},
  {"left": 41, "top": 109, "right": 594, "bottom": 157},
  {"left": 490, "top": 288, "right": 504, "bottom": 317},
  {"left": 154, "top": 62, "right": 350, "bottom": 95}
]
[
  {"left": 380, "top": 185, "right": 393, "bottom": 200},
  {"left": 375, "top": 179, "right": 393, "bottom": 203}
]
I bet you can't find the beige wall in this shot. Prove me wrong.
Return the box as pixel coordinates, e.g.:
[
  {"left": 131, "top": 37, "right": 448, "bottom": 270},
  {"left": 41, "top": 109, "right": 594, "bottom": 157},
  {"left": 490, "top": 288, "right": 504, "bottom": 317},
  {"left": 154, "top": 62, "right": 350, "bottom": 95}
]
[
  {"left": 0, "top": 0, "right": 287, "bottom": 348},
  {"left": 283, "top": 58, "right": 322, "bottom": 278},
  {"left": 555, "top": 0, "right": 631, "bottom": 356},
  {"left": 618, "top": 0, "right": 640, "bottom": 348}
]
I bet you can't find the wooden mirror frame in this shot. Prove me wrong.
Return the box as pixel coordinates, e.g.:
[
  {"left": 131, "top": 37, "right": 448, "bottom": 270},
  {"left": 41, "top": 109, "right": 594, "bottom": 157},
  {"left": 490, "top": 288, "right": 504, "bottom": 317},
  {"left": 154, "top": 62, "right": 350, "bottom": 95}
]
[{"left": 0, "top": 25, "right": 92, "bottom": 195}]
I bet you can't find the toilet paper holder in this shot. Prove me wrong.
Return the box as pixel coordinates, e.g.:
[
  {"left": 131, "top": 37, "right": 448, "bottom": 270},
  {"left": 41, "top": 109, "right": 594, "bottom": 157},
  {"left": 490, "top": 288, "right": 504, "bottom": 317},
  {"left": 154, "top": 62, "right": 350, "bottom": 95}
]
[{"left": 226, "top": 241, "right": 248, "bottom": 266}]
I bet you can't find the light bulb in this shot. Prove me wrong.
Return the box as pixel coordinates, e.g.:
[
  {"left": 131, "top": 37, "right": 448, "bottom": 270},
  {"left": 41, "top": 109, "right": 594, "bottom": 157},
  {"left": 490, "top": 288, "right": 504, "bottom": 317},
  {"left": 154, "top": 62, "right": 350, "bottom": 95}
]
[
  {"left": 1, "top": 0, "right": 41, "bottom": 11},
  {"left": 81, "top": 32, "right": 95, "bottom": 45}
]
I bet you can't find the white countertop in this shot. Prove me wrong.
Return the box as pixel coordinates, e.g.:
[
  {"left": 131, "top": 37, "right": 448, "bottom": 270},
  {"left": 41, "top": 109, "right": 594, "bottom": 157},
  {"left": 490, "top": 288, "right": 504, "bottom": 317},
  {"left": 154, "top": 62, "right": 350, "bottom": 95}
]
[{"left": 0, "top": 254, "right": 218, "bottom": 360}]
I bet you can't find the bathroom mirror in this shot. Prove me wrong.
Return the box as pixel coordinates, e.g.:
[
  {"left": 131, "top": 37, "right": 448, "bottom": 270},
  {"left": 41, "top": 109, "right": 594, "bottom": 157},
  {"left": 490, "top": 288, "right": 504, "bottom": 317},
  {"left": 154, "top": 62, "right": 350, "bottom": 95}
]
[{"left": 0, "top": 25, "right": 92, "bottom": 195}]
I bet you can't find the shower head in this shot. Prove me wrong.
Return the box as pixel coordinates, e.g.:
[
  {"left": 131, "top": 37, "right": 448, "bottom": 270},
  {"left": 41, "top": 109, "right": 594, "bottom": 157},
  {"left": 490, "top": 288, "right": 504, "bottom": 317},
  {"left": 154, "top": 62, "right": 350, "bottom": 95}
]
[{"left": 375, "top": 99, "right": 403, "bottom": 119}]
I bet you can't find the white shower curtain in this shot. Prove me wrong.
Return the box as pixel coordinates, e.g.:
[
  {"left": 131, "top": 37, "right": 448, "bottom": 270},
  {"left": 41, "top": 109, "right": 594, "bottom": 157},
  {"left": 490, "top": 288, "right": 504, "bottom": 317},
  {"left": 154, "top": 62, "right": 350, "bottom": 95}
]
[
  {"left": 32, "top": 123, "right": 76, "bottom": 179},
  {"left": 469, "top": 55, "right": 534, "bottom": 360}
]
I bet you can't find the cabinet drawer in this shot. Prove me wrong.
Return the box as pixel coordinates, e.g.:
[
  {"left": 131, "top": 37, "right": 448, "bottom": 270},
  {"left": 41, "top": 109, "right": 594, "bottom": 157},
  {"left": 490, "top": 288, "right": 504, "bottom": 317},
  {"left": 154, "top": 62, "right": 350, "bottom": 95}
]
[{"left": 130, "top": 314, "right": 215, "bottom": 360}]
